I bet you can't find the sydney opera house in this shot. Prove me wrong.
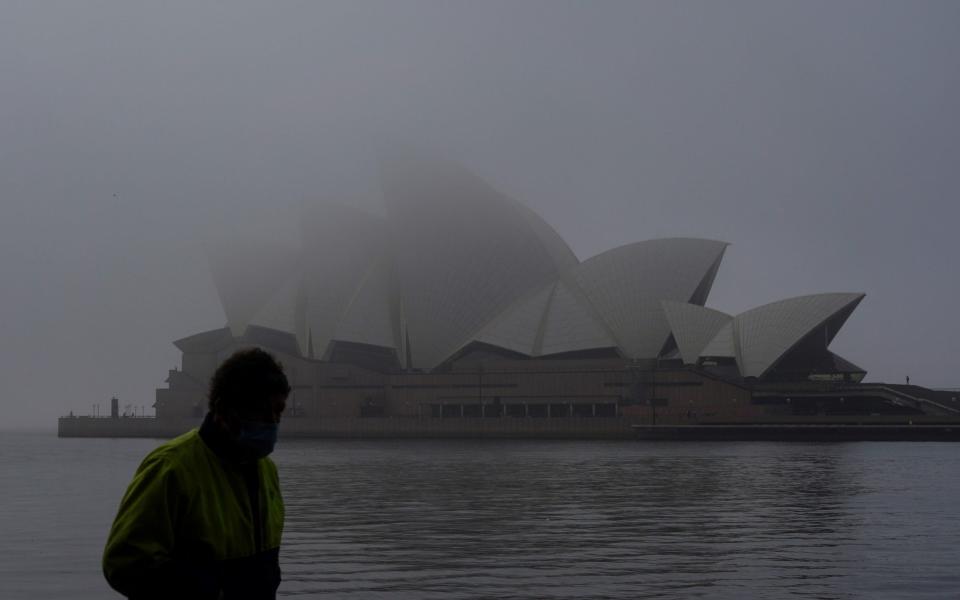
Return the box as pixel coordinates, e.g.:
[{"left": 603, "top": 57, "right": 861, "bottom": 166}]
[{"left": 145, "top": 156, "right": 956, "bottom": 438}]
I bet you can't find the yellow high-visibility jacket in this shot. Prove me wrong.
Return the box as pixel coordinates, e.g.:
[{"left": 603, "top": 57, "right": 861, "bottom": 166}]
[{"left": 103, "top": 425, "right": 284, "bottom": 600}]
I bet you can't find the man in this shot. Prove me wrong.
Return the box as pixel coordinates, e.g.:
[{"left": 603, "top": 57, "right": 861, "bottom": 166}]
[{"left": 103, "top": 348, "right": 290, "bottom": 599}]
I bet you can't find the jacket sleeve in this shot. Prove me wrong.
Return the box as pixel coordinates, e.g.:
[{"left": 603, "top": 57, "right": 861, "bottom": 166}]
[{"left": 102, "top": 452, "right": 218, "bottom": 599}]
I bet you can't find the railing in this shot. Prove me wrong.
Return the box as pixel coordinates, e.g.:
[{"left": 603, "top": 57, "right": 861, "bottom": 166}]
[{"left": 857, "top": 385, "right": 960, "bottom": 414}]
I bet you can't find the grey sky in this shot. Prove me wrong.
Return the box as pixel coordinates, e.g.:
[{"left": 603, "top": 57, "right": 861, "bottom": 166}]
[{"left": 2, "top": 1, "right": 958, "bottom": 427}]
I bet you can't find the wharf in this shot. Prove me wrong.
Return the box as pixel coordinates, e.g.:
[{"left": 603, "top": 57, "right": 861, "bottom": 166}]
[
  {"left": 57, "top": 415, "right": 637, "bottom": 439},
  {"left": 59, "top": 416, "right": 960, "bottom": 441}
]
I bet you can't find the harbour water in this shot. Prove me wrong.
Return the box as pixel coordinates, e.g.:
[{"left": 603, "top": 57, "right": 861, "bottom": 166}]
[{"left": 2, "top": 431, "right": 959, "bottom": 599}]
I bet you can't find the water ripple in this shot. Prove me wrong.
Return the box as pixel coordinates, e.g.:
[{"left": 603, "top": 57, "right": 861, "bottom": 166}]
[
  {"left": 272, "top": 440, "right": 960, "bottom": 599},
  {"left": 3, "top": 435, "right": 960, "bottom": 599}
]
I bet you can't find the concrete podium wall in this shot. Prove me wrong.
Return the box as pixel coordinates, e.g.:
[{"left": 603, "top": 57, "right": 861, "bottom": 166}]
[{"left": 58, "top": 416, "right": 636, "bottom": 439}]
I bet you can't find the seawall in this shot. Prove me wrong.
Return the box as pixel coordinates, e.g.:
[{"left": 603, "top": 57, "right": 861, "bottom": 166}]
[
  {"left": 58, "top": 416, "right": 637, "bottom": 439},
  {"left": 60, "top": 415, "right": 960, "bottom": 441}
]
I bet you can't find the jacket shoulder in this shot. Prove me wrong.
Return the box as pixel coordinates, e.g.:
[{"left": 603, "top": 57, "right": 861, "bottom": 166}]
[
  {"left": 138, "top": 429, "right": 205, "bottom": 471},
  {"left": 262, "top": 455, "right": 279, "bottom": 473}
]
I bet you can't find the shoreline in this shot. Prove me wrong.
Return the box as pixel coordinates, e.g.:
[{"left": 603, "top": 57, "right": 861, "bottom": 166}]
[{"left": 57, "top": 415, "right": 960, "bottom": 441}]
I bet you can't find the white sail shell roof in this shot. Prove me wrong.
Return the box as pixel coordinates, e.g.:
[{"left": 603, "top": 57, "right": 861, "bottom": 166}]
[
  {"left": 571, "top": 239, "right": 728, "bottom": 358},
  {"left": 204, "top": 157, "right": 865, "bottom": 376},
  {"left": 538, "top": 280, "right": 619, "bottom": 355},
  {"left": 733, "top": 293, "right": 865, "bottom": 378},
  {"left": 248, "top": 274, "right": 308, "bottom": 353},
  {"left": 473, "top": 283, "right": 556, "bottom": 355},
  {"left": 331, "top": 258, "right": 400, "bottom": 351},
  {"left": 295, "top": 203, "right": 395, "bottom": 359},
  {"left": 381, "top": 156, "right": 577, "bottom": 368},
  {"left": 661, "top": 301, "right": 733, "bottom": 365},
  {"left": 206, "top": 238, "right": 301, "bottom": 338},
  {"left": 700, "top": 321, "right": 736, "bottom": 358},
  {"left": 220, "top": 204, "right": 398, "bottom": 359},
  {"left": 472, "top": 279, "right": 619, "bottom": 357}
]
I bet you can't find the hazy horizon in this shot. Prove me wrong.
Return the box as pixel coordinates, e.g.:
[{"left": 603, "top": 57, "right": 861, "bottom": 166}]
[{"left": 2, "top": 1, "right": 958, "bottom": 428}]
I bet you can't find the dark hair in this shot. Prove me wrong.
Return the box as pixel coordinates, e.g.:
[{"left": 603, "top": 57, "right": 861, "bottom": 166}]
[{"left": 208, "top": 348, "right": 292, "bottom": 413}]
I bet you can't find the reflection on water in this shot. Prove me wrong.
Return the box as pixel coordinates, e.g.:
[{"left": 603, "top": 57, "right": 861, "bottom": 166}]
[
  {"left": 276, "top": 441, "right": 959, "bottom": 599},
  {"left": 1, "top": 434, "right": 959, "bottom": 599}
]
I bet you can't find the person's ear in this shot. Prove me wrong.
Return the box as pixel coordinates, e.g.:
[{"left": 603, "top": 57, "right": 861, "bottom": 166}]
[{"left": 213, "top": 409, "right": 239, "bottom": 434}]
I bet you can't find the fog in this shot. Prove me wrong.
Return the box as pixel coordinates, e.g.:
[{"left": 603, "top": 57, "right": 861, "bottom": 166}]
[{"left": 2, "top": 1, "right": 958, "bottom": 428}]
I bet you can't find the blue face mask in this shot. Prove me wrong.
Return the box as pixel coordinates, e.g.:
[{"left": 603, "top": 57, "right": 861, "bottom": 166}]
[{"left": 236, "top": 420, "right": 278, "bottom": 460}]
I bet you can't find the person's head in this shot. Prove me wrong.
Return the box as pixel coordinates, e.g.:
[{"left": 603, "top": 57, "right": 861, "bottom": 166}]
[{"left": 208, "top": 348, "right": 291, "bottom": 459}]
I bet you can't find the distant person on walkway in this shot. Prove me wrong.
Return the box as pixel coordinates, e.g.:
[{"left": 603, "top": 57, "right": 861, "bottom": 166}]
[{"left": 103, "top": 348, "right": 290, "bottom": 599}]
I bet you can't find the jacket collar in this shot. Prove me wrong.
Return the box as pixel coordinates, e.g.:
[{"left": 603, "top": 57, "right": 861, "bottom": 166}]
[{"left": 199, "top": 411, "right": 247, "bottom": 463}]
